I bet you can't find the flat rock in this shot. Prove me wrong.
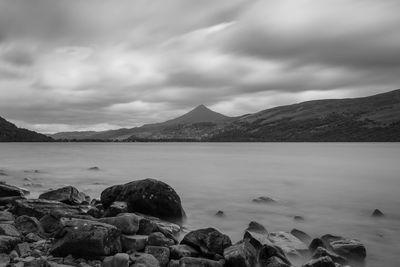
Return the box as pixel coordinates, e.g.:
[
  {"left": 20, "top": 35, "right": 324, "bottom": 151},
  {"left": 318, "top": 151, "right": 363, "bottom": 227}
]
[
  {"left": 39, "top": 186, "right": 85, "bottom": 205},
  {"left": 268, "top": 231, "right": 309, "bottom": 257},
  {"left": 252, "top": 196, "right": 275, "bottom": 203},
  {"left": 16, "top": 242, "right": 31, "bottom": 257},
  {"left": 312, "top": 247, "right": 347, "bottom": 265},
  {"left": 147, "top": 232, "right": 175, "bottom": 247},
  {"left": 102, "top": 253, "right": 129, "bottom": 267},
  {"left": 98, "top": 213, "right": 140, "bottom": 235},
  {"left": 121, "top": 235, "right": 148, "bottom": 252}
]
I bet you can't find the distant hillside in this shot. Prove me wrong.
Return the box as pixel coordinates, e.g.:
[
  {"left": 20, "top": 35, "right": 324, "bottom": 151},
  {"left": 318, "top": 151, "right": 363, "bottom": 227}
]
[
  {"left": 209, "top": 89, "right": 400, "bottom": 142},
  {"left": 0, "top": 116, "right": 53, "bottom": 142}
]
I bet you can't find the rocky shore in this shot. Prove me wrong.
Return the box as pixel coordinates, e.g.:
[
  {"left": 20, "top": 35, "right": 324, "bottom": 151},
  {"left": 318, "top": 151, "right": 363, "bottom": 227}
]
[{"left": 0, "top": 178, "right": 367, "bottom": 267}]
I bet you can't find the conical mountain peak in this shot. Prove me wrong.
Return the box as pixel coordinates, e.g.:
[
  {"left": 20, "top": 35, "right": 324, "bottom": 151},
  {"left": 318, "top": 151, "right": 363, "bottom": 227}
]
[{"left": 162, "top": 104, "right": 231, "bottom": 125}]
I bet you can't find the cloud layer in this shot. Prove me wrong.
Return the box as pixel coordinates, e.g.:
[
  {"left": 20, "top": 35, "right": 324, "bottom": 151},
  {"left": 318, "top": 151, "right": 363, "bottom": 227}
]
[{"left": 0, "top": 0, "right": 399, "bottom": 133}]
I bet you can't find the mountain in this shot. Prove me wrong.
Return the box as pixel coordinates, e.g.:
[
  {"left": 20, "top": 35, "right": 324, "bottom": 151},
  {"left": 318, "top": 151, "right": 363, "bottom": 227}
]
[
  {"left": 0, "top": 116, "right": 53, "bottom": 142},
  {"left": 209, "top": 89, "right": 400, "bottom": 142},
  {"left": 51, "top": 105, "right": 234, "bottom": 141}
]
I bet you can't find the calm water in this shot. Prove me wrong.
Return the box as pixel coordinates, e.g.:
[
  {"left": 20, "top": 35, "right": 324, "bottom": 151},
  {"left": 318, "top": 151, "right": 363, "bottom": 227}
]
[{"left": 0, "top": 143, "right": 399, "bottom": 267}]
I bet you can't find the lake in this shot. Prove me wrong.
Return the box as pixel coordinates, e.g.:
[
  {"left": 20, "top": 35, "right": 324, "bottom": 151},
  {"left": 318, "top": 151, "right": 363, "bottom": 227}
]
[{"left": 0, "top": 143, "right": 399, "bottom": 266}]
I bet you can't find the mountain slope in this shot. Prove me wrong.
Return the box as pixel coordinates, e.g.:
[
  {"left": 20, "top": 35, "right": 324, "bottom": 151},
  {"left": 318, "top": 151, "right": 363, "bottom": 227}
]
[{"left": 0, "top": 116, "right": 53, "bottom": 142}]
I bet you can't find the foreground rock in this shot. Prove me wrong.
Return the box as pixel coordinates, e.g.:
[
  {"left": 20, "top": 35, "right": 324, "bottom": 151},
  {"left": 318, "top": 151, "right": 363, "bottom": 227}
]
[
  {"left": 100, "top": 179, "right": 186, "bottom": 223},
  {"left": 321, "top": 234, "right": 366, "bottom": 261},
  {"left": 224, "top": 239, "right": 258, "bottom": 267},
  {"left": 181, "top": 228, "right": 232, "bottom": 260},
  {"left": 39, "top": 186, "right": 86, "bottom": 205},
  {"left": 0, "top": 183, "right": 26, "bottom": 198},
  {"left": 98, "top": 213, "right": 140, "bottom": 235},
  {"left": 12, "top": 199, "right": 85, "bottom": 219},
  {"left": 50, "top": 219, "right": 122, "bottom": 258}
]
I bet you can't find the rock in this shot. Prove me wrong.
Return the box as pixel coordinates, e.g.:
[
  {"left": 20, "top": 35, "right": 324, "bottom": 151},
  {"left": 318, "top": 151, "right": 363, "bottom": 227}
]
[
  {"left": 0, "top": 224, "right": 21, "bottom": 237},
  {"left": 102, "top": 253, "right": 129, "bottom": 267},
  {"left": 39, "top": 213, "right": 63, "bottom": 234},
  {"left": 0, "top": 253, "right": 10, "bottom": 267},
  {"left": 268, "top": 231, "right": 309, "bottom": 257},
  {"left": 320, "top": 234, "right": 366, "bottom": 261},
  {"left": 294, "top": 216, "right": 305, "bottom": 221},
  {"left": 252, "top": 196, "right": 275, "bottom": 203},
  {"left": 371, "top": 209, "right": 384, "bottom": 217},
  {"left": 50, "top": 219, "right": 122, "bottom": 258},
  {"left": 121, "top": 235, "right": 148, "bottom": 252},
  {"left": 170, "top": 257, "right": 223, "bottom": 267},
  {"left": 16, "top": 242, "right": 31, "bottom": 257},
  {"left": 23, "top": 258, "right": 48, "bottom": 267},
  {"left": 129, "top": 252, "right": 160, "bottom": 267},
  {"left": 88, "top": 167, "right": 100, "bottom": 171},
  {"left": 303, "top": 256, "right": 336, "bottom": 267},
  {"left": 264, "top": 256, "right": 291, "bottom": 267},
  {"left": 97, "top": 213, "right": 140, "bottom": 235},
  {"left": 223, "top": 240, "right": 258, "bottom": 267},
  {"left": 25, "top": 233, "right": 42, "bottom": 243},
  {"left": 0, "top": 196, "right": 26, "bottom": 205},
  {"left": 309, "top": 238, "right": 325, "bottom": 253},
  {"left": 215, "top": 211, "right": 225, "bottom": 217},
  {"left": 181, "top": 228, "right": 231, "bottom": 259},
  {"left": 144, "top": 246, "right": 170, "bottom": 267},
  {"left": 0, "top": 235, "right": 20, "bottom": 253},
  {"left": 312, "top": 247, "right": 347, "bottom": 265},
  {"left": 258, "top": 243, "right": 291, "bottom": 266},
  {"left": 15, "top": 216, "right": 43, "bottom": 235},
  {"left": 86, "top": 207, "right": 104, "bottom": 219},
  {"left": 12, "top": 199, "right": 84, "bottom": 220},
  {"left": 246, "top": 221, "right": 268, "bottom": 234},
  {"left": 147, "top": 232, "right": 174, "bottom": 247},
  {"left": 0, "top": 183, "right": 25, "bottom": 198},
  {"left": 0, "top": 211, "right": 14, "bottom": 222},
  {"left": 100, "top": 179, "right": 185, "bottom": 224},
  {"left": 169, "top": 245, "right": 199, "bottom": 260},
  {"left": 290, "top": 229, "right": 312, "bottom": 244},
  {"left": 39, "top": 186, "right": 85, "bottom": 205}
]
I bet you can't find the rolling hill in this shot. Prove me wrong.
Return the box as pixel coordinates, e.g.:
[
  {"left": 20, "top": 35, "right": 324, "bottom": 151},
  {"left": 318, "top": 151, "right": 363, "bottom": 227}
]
[{"left": 0, "top": 116, "right": 53, "bottom": 142}]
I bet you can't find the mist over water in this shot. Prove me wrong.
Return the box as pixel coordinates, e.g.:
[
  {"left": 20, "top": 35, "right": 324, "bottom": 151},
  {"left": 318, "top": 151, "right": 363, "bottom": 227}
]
[{"left": 0, "top": 143, "right": 399, "bottom": 267}]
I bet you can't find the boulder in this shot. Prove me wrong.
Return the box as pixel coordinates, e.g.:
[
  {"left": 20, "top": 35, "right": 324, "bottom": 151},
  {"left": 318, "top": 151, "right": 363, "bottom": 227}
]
[
  {"left": 39, "top": 186, "right": 85, "bottom": 205},
  {"left": 0, "top": 235, "right": 20, "bottom": 253},
  {"left": 144, "top": 246, "right": 170, "bottom": 267},
  {"left": 15, "top": 215, "right": 43, "bottom": 235},
  {"left": 147, "top": 232, "right": 175, "bottom": 247},
  {"left": 169, "top": 245, "right": 199, "bottom": 260},
  {"left": 97, "top": 213, "right": 140, "bottom": 235},
  {"left": 268, "top": 231, "right": 309, "bottom": 257},
  {"left": 121, "top": 235, "right": 148, "bottom": 252},
  {"left": 223, "top": 240, "right": 258, "bottom": 267},
  {"left": 100, "top": 179, "right": 185, "bottom": 224},
  {"left": 50, "top": 219, "right": 121, "bottom": 258},
  {"left": 312, "top": 247, "right": 346, "bottom": 265},
  {"left": 169, "top": 257, "right": 224, "bottom": 267},
  {"left": 0, "top": 183, "right": 25, "bottom": 198},
  {"left": 302, "top": 256, "right": 336, "bottom": 267},
  {"left": 129, "top": 252, "right": 160, "bottom": 267},
  {"left": 371, "top": 209, "right": 384, "bottom": 217},
  {"left": 12, "top": 199, "right": 84, "bottom": 220},
  {"left": 103, "top": 201, "right": 128, "bottom": 217},
  {"left": 39, "top": 213, "right": 63, "bottom": 234},
  {"left": 102, "top": 253, "right": 129, "bottom": 267},
  {"left": 181, "top": 228, "right": 232, "bottom": 259},
  {"left": 290, "top": 229, "right": 312, "bottom": 244},
  {"left": 0, "top": 224, "right": 21, "bottom": 237},
  {"left": 321, "top": 234, "right": 366, "bottom": 261}
]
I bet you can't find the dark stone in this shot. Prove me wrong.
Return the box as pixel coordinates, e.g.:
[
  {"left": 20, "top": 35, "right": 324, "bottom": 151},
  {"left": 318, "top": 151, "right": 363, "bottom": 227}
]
[
  {"left": 39, "top": 213, "right": 63, "bottom": 234},
  {"left": 246, "top": 221, "right": 268, "bottom": 234},
  {"left": 170, "top": 244, "right": 199, "bottom": 260},
  {"left": 290, "top": 229, "right": 312, "bottom": 244},
  {"left": 87, "top": 206, "right": 104, "bottom": 218},
  {"left": 15, "top": 215, "right": 43, "bottom": 235},
  {"left": 264, "top": 256, "right": 291, "bottom": 267},
  {"left": 309, "top": 238, "right": 325, "bottom": 253},
  {"left": 312, "top": 247, "right": 347, "bottom": 265},
  {"left": 258, "top": 243, "right": 291, "bottom": 266},
  {"left": 129, "top": 252, "right": 160, "bottom": 267},
  {"left": 171, "top": 257, "right": 223, "bottom": 267},
  {"left": 181, "top": 228, "right": 232, "bottom": 259},
  {"left": 215, "top": 211, "right": 225, "bottom": 217},
  {"left": 0, "top": 183, "right": 25, "bottom": 198},
  {"left": 97, "top": 213, "right": 140, "bottom": 235},
  {"left": 223, "top": 240, "right": 258, "bottom": 267},
  {"left": 294, "top": 216, "right": 305, "bottom": 221},
  {"left": 103, "top": 201, "right": 128, "bottom": 217},
  {"left": 0, "top": 235, "right": 20, "bottom": 253},
  {"left": 121, "top": 234, "right": 148, "bottom": 252},
  {"left": 39, "top": 186, "right": 85, "bottom": 205},
  {"left": 50, "top": 219, "right": 122, "bottom": 258},
  {"left": 320, "top": 234, "right": 366, "bottom": 261},
  {"left": 371, "top": 209, "right": 384, "bottom": 217},
  {"left": 147, "top": 232, "right": 174, "bottom": 247},
  {"left": 144, "top": 246, "right": 170, "bottom": 267},
  {"left": 100, "top": 179, "right": 185, "bottom": 224},
  {"left": 0, "top": 196, "right": 25, "bottom": 205},
  {"left": 302, "top": 256, "right": 336, "bottom": 267},
  {"left": 252, "top": 196, "right": 275, "bottom": 203},
  {"left": 88, "top": 167, "right": 100, "bottom": 171}
]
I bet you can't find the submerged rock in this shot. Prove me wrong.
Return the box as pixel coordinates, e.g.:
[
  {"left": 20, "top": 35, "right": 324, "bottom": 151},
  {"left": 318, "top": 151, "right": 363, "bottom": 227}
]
[
  {"left": 252, "top": 196, "right": 276, "bottom": 203},
  {"left": 371, "top": 209, "right": 384, "bottom": 217},
  {"left": 39, "top": 186, "right": 85, "bottom": 205},
  {"left": 88, "top": 167, "right": 100, "bottom": 171},
  {"left": 100, "top": 179, "right": 186, "bottom": 224},
  {"left": 290, "top": 229, "right": 312, "bottom": 244},
  {"left": 215, "top": 211, "right": 225, "bottom": 217},
  {"left": 181, "top": 228, "right": 232, "bottom": 259}
]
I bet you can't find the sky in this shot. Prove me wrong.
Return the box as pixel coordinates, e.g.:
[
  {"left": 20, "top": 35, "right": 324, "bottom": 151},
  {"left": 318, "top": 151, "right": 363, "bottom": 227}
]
[{"left": 0, "top": 0, "right": 400, "bottom": 133}]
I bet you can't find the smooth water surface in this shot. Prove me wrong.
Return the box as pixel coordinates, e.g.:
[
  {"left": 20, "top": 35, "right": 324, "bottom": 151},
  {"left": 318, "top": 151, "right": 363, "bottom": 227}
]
[{"left": 0, "top": 143, "right": 399, "bottom": 266}]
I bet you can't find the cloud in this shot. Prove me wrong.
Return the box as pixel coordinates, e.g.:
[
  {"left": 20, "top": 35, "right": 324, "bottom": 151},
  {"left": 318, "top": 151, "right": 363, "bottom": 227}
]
[{"left": 0, "top": 0, "right": 399, "bottom": 133}]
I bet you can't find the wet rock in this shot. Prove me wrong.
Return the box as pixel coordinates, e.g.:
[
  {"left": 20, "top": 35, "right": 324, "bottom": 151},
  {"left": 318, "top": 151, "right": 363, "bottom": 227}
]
[
  {"left": 86, "top": 206, "right": 103, "bottom": 219},
  {"left": 264, "top": 256, "right": 291, "bottom": 267},
  {"left": 268, "top": 231, "right": 309, "bottom": 257},
  {"left": 102, "top": 253, "right": 129, "bottom": 267},
  {"left": 15, "top": 216, "right": 43, "bottom": 235},
  {"left": 25, "top": 233, "right": 42, "bottom": 243},
  {"left": 309, "top": 238, "right": 325, "bottom": 253},
  {"left": 147, "top": 232, "right": 174, "bottom": 247},
  {"left": 223, "top": 240, "right": 258, "bottom": 267},
  {"left": 294, "top": 216, "right": 305, "bottom": 221},
  {"left": 215, "top": 211, "right": 225, "bottom": 217},
  {"left": 290, "top": 229, "right": 312, "bottom": 244},
  {"left": 12, "top": 199, "right": 84, "bottom": 220},
  {"left": 97, "top": 213, "right": 140, "bottom": 235},
  {"left": 247, "top": 221, "right": 268, "bottom": 234},
  {"left": 39, "top": 213, "right": 63, "bottom": 234},
  {"left": 312, "top": 247, "right": 347, "bottom": 265},
  {"left": 129, "top": 252, "right": 160, "bottom": 267},
  {"left": 50, "top": 219, "right": 122, "bottom": 258},
  {"left": 258, "top": 243, "right": 291, "bottom": 266},
  {"left": 0, "top": 183, "right": 25, "bottom": 198},
  {"left": 169, "top": 245, "right": 199, "bottom": 260},
  {"left": 181, "top": 228, "right": 232, "bottom": 259},
  {"left": 170, "top": 257, "right": 224, "bottom": 267},
  {"left": 39, "top": 186, "right": 85, "bottom": 205},
  {"left": 16, "top": 242, "right": 31, "bottom": 257},
  {"left": 303, "top": 256, "right": 336, "bottom": 267},
  {"left": 0, "top": 211, "right": 14, "bottom": 223},
  {"left": 371, "top": 209, "right": 384, "bottom": 217},
  {"left": 121, "top": 235, "right": 148, "bottom": 252},
  {"left": 0, "top": 235, "right": 20, "bottom": 253},
  {"left": 0, "top": 196, "right": 26, "bottom": 205},
  {"left": 252, "top": 196, "right": 275, "bottom": 203},
  {"left": 100, "top": 179, "right": 186, "bottom": 224},
  {"left": 144, "top": 246, "right": 170, "bottom": 267},
  {"left": 88, "top": 167, "right": 100, "bottom": 171},
  {"left": 0, "top": 224, "right": 21, "bottom": 237},
  {"left": 321, "top": 235, "right": 366, "bottom": 261}
]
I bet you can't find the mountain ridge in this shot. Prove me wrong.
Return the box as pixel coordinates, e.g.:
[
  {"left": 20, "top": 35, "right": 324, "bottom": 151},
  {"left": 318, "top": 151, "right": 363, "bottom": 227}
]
[{"left": 0, "top": 116, "right": 53, "bottom": 142}]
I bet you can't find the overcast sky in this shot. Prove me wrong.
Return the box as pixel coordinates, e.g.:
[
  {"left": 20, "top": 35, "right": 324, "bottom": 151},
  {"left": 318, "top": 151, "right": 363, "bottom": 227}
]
[{"left": 1, "top": 0, "right": 399, "bottom": 133}]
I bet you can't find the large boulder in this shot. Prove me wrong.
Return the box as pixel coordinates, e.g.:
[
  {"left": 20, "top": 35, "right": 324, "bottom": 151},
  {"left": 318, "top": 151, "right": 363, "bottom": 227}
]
[
  {"left": 39, "top": 186, "right": 85, "bottom": 205},
  {"left": 321, "top": 234, "right": 366, "bottom": 261},
  {"left": 50, "top": 219, "right": 122, "bottom": 258},
  {"left": 181, "top": 228, "right": 232, "bottom": 260},
  {"left": 0, "top": 183, "right": 25, "bottom": 198},
  {"left": 100, "top": 179, "right": 185, "bottom": 223}
]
